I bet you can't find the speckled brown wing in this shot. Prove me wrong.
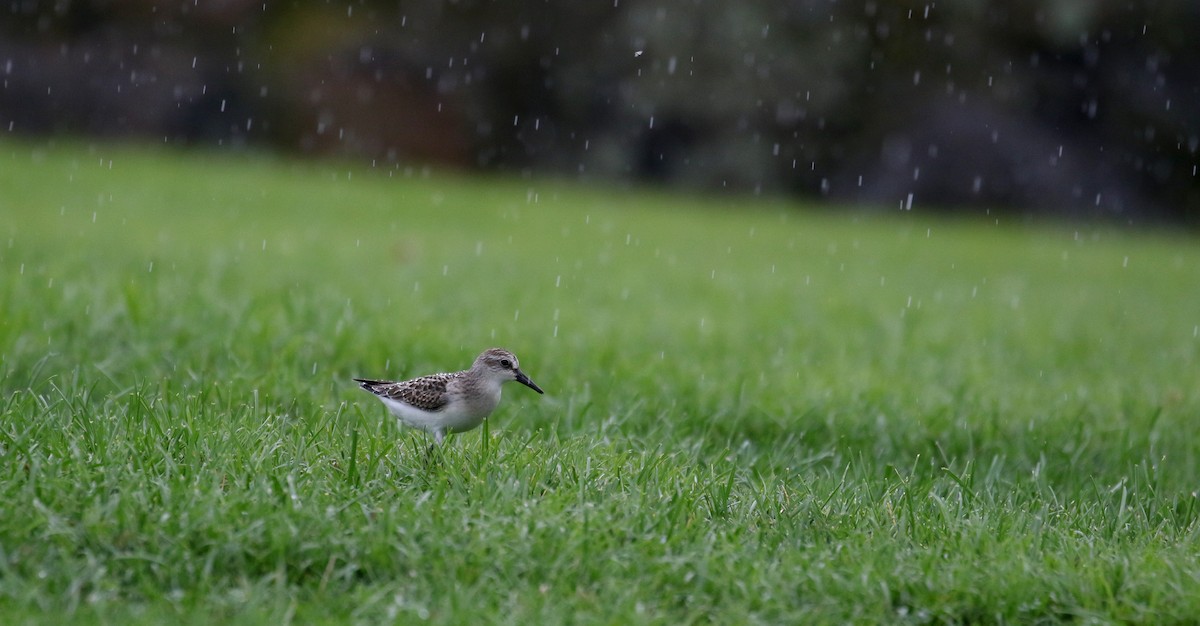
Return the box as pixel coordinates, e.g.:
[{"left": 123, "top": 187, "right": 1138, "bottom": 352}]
[{"left": 354, "top": 373, "right": 457, "bottom": 412}]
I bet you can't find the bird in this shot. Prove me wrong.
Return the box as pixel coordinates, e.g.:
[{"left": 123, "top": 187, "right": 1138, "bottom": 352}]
[{"left": 354, "top": 348, "right": 544, "bottom": 444}]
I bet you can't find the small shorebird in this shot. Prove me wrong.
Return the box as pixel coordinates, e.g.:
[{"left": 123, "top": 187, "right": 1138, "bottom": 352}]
[{"left": 354, "top": 348, "right": 544, "bottom": 444}]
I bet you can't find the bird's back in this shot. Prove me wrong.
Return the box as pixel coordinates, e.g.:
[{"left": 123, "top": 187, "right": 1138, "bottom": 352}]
[{"left": 354, "top": 373, "right": 458, "bottom": 412}]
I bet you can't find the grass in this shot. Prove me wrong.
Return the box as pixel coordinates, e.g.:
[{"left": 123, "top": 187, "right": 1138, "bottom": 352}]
[{"left": 1, "top": 139, "right": 1198, "bottom": 624}]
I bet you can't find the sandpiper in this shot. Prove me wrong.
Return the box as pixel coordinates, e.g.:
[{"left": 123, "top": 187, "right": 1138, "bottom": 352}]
[{"left": 354, "top": 348, "right": 544, "bottom": 444}]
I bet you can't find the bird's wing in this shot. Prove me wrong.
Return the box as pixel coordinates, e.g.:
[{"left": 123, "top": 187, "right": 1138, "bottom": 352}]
[{"left": 354, "top": 373, "right": 455, "bottom": 412}]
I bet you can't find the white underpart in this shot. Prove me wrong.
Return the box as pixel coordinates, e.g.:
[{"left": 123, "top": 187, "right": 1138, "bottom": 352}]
[{"left": 376, "top": 378, "right": 504, "bottom": 443}]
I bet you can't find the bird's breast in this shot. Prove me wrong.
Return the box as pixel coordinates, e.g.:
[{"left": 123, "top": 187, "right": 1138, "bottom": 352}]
[{"left": 464, "top": 386, "right": 502, "bottom": 417}]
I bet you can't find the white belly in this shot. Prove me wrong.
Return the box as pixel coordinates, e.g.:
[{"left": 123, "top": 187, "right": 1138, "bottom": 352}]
[{"left": 378, "top": 386, "right": 502, "bottom": 434}]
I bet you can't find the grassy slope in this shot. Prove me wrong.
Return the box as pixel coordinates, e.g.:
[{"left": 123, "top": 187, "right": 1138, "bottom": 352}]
[{"left": 1, "top": 141, "right": 1198, "bottom": 624}]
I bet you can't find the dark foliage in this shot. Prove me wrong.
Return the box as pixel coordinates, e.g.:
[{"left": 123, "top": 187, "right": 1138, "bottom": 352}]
[{"left": 1, "top": 0, "right": 1196, "bottom": 222}]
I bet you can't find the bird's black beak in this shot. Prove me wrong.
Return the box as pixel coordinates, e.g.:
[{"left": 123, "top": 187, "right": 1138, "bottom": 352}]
[{"left": 515, "top": 370, "right": 544, "bottom": 394}]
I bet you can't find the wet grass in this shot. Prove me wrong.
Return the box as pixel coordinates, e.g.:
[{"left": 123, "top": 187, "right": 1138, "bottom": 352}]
[{"left": 1, "top": 140, "right": 1199, "bottom": 624}]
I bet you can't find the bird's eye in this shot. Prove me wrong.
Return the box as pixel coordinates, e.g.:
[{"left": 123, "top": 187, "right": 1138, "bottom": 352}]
[{"left": 500, "top": 359, "right": 512, "bottom": 369}]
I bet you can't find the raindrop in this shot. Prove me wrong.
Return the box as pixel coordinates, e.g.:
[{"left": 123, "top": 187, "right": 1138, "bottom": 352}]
[
  {"left": 148, "top": 261, "right": 154, "bottom": 273},
  {"left": 1122, "top": 256, "right": 1129, "bottom": 268},
  {"left": 913, "top": 71, "right": 921, "bottom": 85}
]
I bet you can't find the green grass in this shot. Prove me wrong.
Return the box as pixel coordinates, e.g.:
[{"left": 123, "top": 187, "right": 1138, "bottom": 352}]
[{"left": 1, "top": 140, "right": 1198, "bottom": 624}]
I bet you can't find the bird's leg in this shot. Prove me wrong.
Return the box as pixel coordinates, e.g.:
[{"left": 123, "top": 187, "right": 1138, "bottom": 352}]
[{"left": 423, "top": 429, "right": 446, "bottom": 457}]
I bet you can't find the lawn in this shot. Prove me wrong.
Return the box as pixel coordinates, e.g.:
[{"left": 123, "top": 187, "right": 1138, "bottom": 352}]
[{"left": 1, "top": 140, "right": 1198, "bottom": 624}]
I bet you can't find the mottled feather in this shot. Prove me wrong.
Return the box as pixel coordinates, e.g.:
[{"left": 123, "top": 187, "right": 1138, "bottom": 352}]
[{"left": 353, "top": 374, "right": 457, "bottom": 412}]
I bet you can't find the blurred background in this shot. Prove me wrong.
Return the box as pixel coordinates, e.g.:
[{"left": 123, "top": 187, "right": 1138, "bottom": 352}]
[{"left": 3, "top": 0, "right": 1197, "bottom": 224}]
